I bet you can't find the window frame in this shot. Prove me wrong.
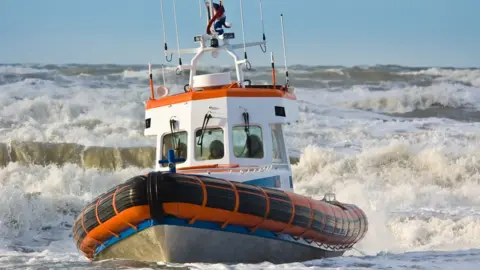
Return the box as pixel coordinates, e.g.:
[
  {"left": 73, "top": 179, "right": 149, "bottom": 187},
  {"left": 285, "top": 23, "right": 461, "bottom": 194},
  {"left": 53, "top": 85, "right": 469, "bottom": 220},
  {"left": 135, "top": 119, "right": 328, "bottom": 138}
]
[
  {"left": 193, "top": 126, "right": 225, "bottom": 161},
  {"left": 160, "top": 130, "right": 189, "bottom": 167},
  {"left": 270, "top": 124, "right": 288, "bottom": 164},
  {"left": 231, "top": 124, "right": 265, "bottom": 159}
]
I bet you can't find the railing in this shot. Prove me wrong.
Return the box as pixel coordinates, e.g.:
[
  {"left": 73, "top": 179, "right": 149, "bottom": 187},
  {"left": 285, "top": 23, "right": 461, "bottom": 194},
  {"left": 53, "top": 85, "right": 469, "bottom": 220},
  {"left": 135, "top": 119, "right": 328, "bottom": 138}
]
[{"left": 174, "top": 163, "right": 291, "bottom": 174}]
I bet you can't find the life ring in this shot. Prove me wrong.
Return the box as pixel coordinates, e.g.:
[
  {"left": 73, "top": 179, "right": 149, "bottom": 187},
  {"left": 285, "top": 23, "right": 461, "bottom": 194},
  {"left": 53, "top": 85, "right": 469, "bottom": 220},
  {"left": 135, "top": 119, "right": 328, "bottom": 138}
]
[{"left": 156, "top": 85, "right": 170, "bottom": 98}]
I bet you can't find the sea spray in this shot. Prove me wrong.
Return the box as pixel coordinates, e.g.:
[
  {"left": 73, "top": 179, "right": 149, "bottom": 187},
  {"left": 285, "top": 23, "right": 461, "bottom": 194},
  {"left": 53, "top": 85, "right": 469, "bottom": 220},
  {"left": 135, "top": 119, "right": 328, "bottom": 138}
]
[{"left": 292, "top": 143, "right": 480, "bottom": 255}]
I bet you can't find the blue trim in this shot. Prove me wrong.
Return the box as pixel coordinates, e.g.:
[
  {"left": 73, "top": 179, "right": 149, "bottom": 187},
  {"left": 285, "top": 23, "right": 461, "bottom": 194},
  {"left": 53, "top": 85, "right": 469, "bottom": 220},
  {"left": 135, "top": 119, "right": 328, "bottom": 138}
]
[
  {"left": 243, "top": 175, "right": 281, "bottom": 188},
  {"left": 158, "top": 149, "right": 186, "bottom": 173},
  {"left": 98, "top": 219, "right": 157, "bottom": 254},
  {"left": 186, "top": 174, "right": 282, "bottom": 188},
  {"left": 94, "top": 216, "right": 337, "bottom": 256}
]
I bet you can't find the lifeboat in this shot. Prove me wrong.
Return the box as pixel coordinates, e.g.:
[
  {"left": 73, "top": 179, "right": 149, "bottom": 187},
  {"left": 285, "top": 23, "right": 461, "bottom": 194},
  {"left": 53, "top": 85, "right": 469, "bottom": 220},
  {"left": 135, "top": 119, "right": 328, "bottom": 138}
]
[
  {"left": 73, "top": 0, "right": 368, "bottom": 264},
  {"left": 74, "top": 172, "right": 367, "bottom": 263}
]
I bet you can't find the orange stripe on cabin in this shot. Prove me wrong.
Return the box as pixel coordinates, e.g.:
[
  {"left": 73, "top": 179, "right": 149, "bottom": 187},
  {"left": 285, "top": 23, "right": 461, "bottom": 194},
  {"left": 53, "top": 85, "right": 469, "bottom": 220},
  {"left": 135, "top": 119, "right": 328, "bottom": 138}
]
[{"left": 146, "top": 88, "right": 296, "bottom": 110}]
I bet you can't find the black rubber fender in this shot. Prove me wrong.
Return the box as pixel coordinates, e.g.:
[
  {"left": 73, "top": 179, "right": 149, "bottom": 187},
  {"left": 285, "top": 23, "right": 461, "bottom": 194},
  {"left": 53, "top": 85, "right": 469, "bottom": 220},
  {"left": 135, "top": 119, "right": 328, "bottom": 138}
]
[
  {"left": 147, "top": 172, "right": 164, "bottom": 222},
  {"left": 146, "top": 171, "right": 178, "bottom": 223}
]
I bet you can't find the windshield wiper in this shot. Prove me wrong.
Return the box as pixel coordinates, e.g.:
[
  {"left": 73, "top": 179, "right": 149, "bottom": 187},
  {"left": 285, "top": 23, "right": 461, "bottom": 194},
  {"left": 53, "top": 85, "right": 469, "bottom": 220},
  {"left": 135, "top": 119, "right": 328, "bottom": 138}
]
[{"left": 197, "top": 112, "right": 212, "bottom": 156}]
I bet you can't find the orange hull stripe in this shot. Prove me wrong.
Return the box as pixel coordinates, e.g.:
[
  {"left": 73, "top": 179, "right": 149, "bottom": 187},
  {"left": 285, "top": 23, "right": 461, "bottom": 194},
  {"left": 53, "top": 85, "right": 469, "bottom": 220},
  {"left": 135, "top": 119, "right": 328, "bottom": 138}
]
[
  {"left": 112, "top": 186, "right": 138, "bottom": 230},
  {"left": 146, "top": 88, "right": 296, "bottom": 109},
  {"left": 80, "top": 203, "right": 366, "bottom": 256},
  {"left": 80, "top": 205, "right": 150, "bottom": 256},
  {"left": 78, "top": 181, "right": 366, "bottom": 256},
  {"left": 161, "top": 202, "right": 355, "bottom": 245}
]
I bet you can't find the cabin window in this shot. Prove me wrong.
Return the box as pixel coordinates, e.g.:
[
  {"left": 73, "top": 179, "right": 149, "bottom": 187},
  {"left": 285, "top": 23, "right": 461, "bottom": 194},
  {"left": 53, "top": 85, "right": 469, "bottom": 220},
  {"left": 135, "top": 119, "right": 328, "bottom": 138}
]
[
  {"left": 271, "top": 124, "right": 287, "bottom": 163},
  {"left": 195, "top": 128, "right": 224, "bottom": 160},
  {"left": 232, "top": 125, "right": 264, "bottom": 159},
  {"left": 161, "top": 131, "right": 188, "bottom": 167}
]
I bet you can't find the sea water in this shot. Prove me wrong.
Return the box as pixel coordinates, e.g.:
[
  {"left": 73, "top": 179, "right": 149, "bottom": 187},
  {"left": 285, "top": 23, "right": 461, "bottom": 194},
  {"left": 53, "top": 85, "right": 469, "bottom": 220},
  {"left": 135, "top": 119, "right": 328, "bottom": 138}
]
[{"left": 1, "top": 64, "right": 480, "bottom": 269}]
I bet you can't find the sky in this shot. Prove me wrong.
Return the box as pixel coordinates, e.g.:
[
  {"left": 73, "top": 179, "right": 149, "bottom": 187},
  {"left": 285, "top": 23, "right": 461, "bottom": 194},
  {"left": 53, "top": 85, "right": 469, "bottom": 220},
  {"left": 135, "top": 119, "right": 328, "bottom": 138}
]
[{"left": 1, "top": 0, "right": 480, "bottom": 67}]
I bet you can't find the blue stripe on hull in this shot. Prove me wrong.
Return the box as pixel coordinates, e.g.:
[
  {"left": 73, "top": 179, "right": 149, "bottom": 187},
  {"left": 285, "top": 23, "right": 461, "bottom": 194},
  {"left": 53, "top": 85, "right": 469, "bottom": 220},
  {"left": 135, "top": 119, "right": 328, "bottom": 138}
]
[
  {"left": 94, "top": 216, "right": 344, "bottom": 256},
  {"left": 188, "top": 174, "right": 282, "bottom": 188},
  {"left": 243, "top": 175, "right": 281, "bottom": 188}
]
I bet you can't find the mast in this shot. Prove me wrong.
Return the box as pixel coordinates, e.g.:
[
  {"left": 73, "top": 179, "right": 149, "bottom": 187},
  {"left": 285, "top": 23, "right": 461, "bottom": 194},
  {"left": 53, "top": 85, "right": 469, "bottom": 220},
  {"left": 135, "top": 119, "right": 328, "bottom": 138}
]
[{"left": 163, "top": 0, "right": 267, "bottom": 88}]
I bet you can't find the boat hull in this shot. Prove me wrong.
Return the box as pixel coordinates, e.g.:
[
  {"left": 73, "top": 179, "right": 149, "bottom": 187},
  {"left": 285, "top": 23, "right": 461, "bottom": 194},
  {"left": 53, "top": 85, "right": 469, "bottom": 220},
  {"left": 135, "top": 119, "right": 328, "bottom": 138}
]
[
  {"left": 95, "top": 224, "right": 344, "bottom": 263},
  {"left": 73, "top": 172, "right": 367, "bottom": 263}
]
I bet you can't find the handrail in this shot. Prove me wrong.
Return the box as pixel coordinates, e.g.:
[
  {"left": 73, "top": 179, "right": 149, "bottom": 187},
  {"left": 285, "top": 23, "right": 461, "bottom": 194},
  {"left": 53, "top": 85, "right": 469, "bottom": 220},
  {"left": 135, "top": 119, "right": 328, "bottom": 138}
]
[
  {"left": 176, "top": 164, "right": 241, "bottom": 171},
  {"left": 176, "top": 163, "right": 290, "bottom": 174}
]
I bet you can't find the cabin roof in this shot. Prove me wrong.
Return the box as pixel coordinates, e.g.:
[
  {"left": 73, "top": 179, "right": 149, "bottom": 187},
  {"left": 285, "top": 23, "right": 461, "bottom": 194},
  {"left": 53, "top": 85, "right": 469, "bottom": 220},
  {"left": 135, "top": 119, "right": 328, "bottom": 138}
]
[{"left": 145, "top": 85, "right": 296, "bottom": 110}]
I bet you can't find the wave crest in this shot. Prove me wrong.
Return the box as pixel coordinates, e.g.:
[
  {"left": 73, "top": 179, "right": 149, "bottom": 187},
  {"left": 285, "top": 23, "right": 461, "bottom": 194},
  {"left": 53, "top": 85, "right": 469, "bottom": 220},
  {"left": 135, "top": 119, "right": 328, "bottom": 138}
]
[
  {"left": 341, "top": 83, "right": 478, "bottom": 114},
  {"left": 293, "top": 143, "right": 480, "bottom": 254},
  {"left": 0, "top": 141, "right": 300, "bottom": 170}
]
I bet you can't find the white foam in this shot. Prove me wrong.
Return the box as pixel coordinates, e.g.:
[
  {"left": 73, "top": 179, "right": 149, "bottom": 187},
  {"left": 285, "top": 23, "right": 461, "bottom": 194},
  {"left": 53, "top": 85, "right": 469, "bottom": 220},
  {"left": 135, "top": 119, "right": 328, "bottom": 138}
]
[
  {"left": 0, "top": 162, "right": 147, "bottom": 245},
  {"left": 0, "top": 79, "right": 155, "bottom": 147},
  {"left": 0, "top": 65, "right": 50, "bottom": 75},
  {"left": 292, "top": 142, "right": 480, "bottom": 254},
  {"left": 2, "top": 67, "right": 480, "bottom": 268},
  {"left": 337, "top": 83, "right": 478, "bottom": 113}
]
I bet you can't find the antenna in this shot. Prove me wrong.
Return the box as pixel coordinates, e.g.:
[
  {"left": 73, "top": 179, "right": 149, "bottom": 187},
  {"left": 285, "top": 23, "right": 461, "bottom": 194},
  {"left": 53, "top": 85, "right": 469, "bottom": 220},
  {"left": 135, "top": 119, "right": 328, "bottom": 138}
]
[
  {"left": 149, "top": 63, "right": 155, "bottom": 100},
  {"left": 160, "top": 0, "right": 172, "bottom": 62},
  {"left": 259, "top": 0, "right": 267, "bottom": 53},
  {"left": 280, "top": 14, "right": 289, "bottom": 86},
  {"left": 172, "top": 0, "right": 183, "bottom": 68},
  {"left": 239, "top": 0, "right": 251, "bottom": 70},
  {"left": 271, "top": 52, "right": 276, "bottom": 89}
]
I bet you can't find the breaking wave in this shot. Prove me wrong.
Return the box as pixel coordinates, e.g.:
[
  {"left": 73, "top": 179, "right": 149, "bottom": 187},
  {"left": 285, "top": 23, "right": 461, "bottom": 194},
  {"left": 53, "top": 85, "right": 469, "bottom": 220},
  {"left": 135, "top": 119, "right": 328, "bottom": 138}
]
[
  {"left": 341, "top": 83, "right": 480, "bottom": 114},
  {"left": 293, "top": 142, "right": 480, "bottom": 254},
  {"left": 2, "top": 63, "right": 480, "bottom": 268},
  {"left": 0, "top": 141, "right": 300, "bottom": 170},
  {"left": 2, "top": 63, "right": 480, "bottom": 89},
  {"left": 1, "top": 141, "right": 480, "bottom": 257},
  {"left": 401, "top": 68, "right": 480, "bottom": 88}
]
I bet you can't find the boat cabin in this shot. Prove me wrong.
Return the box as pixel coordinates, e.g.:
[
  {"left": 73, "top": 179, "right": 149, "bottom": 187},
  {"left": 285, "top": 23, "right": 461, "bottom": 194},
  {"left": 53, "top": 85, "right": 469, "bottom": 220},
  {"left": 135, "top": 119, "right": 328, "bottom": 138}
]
[
  {"left": 143, "top": 1, "right": 299, "bottom": 190},
  {"left": 144, "top": 69, "right": 299, "bottom": 172}
]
